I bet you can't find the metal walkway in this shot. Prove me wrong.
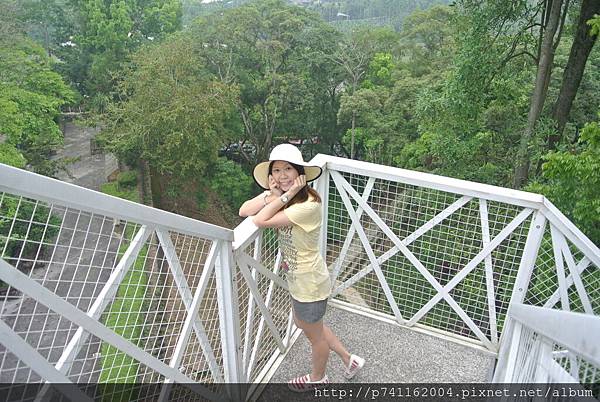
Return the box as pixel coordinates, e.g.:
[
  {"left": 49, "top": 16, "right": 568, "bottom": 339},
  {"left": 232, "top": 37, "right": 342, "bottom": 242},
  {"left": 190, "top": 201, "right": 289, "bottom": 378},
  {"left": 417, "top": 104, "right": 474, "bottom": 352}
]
[{"left": 265, "top": 304, "right": 495, "bottom": 384}]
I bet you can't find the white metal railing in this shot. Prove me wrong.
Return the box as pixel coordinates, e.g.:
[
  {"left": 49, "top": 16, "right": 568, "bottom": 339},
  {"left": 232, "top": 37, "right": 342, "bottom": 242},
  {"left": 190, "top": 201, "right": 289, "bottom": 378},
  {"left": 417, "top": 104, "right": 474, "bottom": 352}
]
[
  {"left": 1, "top": 152, "right": 599, "bottom": 400},
  {"left": 0, "top": 164, "right": 237, "bottom": 401},
  {"left": 313, "top": 154, "right": 599, "bottom": 389},
  {"left": 493, "top": 303, "right": 599, "bottom": 386},
  {"left": 232, "top": 220, "right": 297, "bottom": 386}
]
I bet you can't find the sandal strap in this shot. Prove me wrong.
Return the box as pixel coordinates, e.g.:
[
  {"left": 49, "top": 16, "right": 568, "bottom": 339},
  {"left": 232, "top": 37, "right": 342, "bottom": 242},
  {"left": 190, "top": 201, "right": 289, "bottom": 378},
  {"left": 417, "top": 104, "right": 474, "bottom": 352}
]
[{"left": 288, "top": 374, "right": 329, "bottom": 392}]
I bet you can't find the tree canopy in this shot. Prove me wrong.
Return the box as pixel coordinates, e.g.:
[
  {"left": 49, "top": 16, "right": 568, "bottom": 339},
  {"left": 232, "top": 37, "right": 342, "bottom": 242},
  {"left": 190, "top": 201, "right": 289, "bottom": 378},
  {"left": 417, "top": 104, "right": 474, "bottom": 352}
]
[{"left": 0, "top": 1, "right": 75, "bottom": 175}]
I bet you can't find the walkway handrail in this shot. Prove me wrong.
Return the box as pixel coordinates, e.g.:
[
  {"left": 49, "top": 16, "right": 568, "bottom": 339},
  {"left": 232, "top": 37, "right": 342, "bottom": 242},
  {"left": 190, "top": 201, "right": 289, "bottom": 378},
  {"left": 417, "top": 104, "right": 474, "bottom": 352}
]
[
  {"left": 316, "top": 154, "right": 545, "bottom": 209},
  {"left": 494, "top": 303, "right": 600, "bottom": 383},
  {"left": 0, "top": 162, "right": 237, "bottom": 401},
  {"left": 1, "top": 153, "right": 599, "bottom": 399},
  {"left": 0, "top": 163, "right": 233, "bottom": 241},
  {"left": 540, "top": 198, "right": 600, "bottom": 268},
  {"left": 312, "top": 154, "right": 599, "bottom": 264},
  {"left": 510, "top": 304, "right": 600, "bottom": 368},
  {"left": 319, "top": 153, "right": 599, "bottom": 357}
]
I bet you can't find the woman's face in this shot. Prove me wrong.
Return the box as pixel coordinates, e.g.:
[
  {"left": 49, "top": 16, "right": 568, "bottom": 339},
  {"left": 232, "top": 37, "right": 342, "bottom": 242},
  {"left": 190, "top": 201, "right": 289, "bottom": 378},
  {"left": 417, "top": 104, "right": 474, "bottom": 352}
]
[{"left": 270, "top": 161, "right": 299, "bottom": 192}]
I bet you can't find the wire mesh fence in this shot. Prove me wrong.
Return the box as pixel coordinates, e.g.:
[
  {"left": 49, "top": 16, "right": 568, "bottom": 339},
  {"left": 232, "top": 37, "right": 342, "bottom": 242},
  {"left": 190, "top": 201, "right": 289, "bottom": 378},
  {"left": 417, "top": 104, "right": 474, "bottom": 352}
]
[
  {"left": 325, "top": 165, "right": 599, "bottom": 352},
  {"left": 326, "top": 169, "right": 533, "bottom": 347},
  {"left": 233, "top": 229, "right": 293, "bottom": 383},
  {"left": 525, "top": 224, "right": 600, "bottom": 315},
  {"left": 1, "top": 156, "right": 599, "bottom": 398},
  {"left": 0, "top": 190, "right": 226, "bottom": 401}
]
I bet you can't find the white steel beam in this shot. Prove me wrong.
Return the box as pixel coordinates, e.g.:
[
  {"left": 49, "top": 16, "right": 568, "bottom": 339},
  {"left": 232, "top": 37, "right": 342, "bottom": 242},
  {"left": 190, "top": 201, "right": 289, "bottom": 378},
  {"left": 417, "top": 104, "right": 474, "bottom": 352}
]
[
  {"left": 321, "top": 156, "right": 544, "bottom": 209},
  {"left": 157, "top": 238, "right": 222, "bottom": 402},
  {"left": 544, "top": 257, "right": 591, "bottom": 310},
  {"left": 246, "top": 251, "right": 283, "bottom": 381},
  {"left": 555, "top": 233, "right": 593, "bottom": 314},
  {"left": 214, "top": 241, "right": 243, "bottom": 388},
  {"left": 493, "top": 211, "right": 546, "bottom": 382},
  {"left": 315, "top": 164, "right": 330, "bottom": 263},
  {"left": 495, "top": 321, "right": 523, "bottom": 382},
  {"left": 236, "top": 261, "right": 286, "bottom": 353},
  {"left": 232, "top": 217, "right": 259, "bottom": 251},
  {"left": 241, "top": 235, "right": 263, "bottom": 376},
  {"left": 510, "top": 303, "right": 600, "bottom": 368},
  {"left": 550, "top": 224, "right": 570, "bottom": 311},
  {"left": 330, "top": 177, "right": 375, "bottom": 287},
  {"left": 0, "top": 163, "right": 233, "bottom": 242},
  {"left": 237, "top": 252, "right": 288, "bottom": 291},
  {"left": 541, "top": 199, "right": 600, "bottom": 269},
  {"left": 479, "top": 200, "right": 498, "bottom": 345}
]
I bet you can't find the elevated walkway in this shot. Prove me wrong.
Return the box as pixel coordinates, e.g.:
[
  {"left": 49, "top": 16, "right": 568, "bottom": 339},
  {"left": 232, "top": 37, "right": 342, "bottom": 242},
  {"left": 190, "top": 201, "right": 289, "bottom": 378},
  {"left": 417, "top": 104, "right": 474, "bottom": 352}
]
[
  {"left": 0, "top": 155, "right": 599, "bottom": 402},
  {"left": 267, "top": 304, "right": 495, "bottom": 384}
]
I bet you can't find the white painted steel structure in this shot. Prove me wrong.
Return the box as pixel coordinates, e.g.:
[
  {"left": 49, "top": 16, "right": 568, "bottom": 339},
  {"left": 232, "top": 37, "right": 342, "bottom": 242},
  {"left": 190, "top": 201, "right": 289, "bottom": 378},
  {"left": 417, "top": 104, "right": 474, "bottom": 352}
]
[{"left": 1, "top": 154, "right": 599, "bottom": 401}]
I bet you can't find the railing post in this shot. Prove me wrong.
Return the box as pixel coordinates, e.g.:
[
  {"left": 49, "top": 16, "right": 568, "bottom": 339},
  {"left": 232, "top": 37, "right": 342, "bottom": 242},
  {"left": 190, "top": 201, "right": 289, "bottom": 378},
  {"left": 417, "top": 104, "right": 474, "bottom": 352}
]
[
  {"left": 214, "top": 240, "right": 243, "bottom": 399},
  {"left": 493, "top": 210, "right": 547, "bottom": 382},
  {"left": 315, "top": 164, "right": 330, "bottom": 262}
]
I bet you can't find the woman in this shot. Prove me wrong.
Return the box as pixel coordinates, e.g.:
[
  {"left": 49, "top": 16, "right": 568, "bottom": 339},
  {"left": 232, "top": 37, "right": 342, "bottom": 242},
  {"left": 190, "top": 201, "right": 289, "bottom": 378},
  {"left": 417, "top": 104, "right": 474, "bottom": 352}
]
[{"left": 239, "top": 143, "right": 365, "bottom": 391}]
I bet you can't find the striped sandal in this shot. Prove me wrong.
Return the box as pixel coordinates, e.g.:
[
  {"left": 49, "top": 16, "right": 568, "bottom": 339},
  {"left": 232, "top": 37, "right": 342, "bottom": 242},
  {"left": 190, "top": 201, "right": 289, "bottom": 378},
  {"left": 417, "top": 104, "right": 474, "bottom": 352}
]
[
  {"left": 287, "top": 374, "right": 330, "bottom": 392},
  {"left": 344, "top": 354, "right": 365, "bottom": 379}
]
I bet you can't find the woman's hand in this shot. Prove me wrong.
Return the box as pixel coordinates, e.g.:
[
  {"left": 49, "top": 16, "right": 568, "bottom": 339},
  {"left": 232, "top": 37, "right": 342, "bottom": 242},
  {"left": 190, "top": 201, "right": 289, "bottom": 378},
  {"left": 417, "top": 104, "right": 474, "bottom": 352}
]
[
  {"left": 287, "top": 175, "right": 306, "bottom": 198},
  {"left": 269, "top": 175, "right": 283, "bottom": 196}
]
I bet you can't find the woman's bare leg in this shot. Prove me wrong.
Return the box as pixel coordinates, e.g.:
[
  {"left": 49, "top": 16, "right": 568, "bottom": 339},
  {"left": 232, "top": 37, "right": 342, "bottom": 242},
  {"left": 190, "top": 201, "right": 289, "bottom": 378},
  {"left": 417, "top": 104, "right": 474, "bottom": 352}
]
[
  {"left": 323, "top": 324, "right": 351, "bottom": 367},
  {"left": 295, "top": 317, "right": 329, "bottom": 381}
]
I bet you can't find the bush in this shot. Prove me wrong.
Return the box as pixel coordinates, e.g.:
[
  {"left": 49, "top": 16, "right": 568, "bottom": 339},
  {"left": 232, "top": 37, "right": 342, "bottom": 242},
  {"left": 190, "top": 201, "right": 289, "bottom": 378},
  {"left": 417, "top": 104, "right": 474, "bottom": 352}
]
[{"left": 116, "top": 170, "right": 137, "bottom": 189}]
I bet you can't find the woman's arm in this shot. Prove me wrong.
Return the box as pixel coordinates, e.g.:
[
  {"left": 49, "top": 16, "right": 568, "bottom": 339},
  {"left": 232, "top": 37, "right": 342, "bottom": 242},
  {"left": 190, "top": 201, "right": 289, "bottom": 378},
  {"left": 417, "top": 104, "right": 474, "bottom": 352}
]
[
  {"left": 239, "top": 175, "right": 283, "bottom": 217},
  {"left": 252, "top": 175, "right": 306, "bottom": 228},
  {"left": 238, "top": 192, "right": 276, "bottom": 217}
]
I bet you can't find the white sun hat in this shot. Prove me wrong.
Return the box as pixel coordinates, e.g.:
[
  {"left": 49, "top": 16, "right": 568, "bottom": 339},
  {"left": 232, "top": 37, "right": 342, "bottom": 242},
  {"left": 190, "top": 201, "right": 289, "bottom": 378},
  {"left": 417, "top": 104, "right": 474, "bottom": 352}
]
[{"left": 253, "top": 143, "right": 322, "bottom": 190}]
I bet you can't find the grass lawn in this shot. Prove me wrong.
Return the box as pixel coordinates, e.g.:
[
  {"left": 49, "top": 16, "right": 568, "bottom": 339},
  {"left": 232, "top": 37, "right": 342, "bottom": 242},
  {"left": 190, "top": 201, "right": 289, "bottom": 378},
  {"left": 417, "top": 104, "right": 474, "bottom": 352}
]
[{"left": 98, "top": 181, "right": 148, "bottom": 401}]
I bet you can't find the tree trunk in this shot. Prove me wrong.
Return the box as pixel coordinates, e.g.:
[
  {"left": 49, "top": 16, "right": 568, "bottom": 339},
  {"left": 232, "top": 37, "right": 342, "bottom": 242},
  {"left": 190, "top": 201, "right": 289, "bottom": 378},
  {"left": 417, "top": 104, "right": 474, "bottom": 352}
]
[
  {"left": 350, "top": 78, "right": 359, "bottom": 160},
  {"left": 514, "top": 0, "right": 565, "bottom": 188},
  {"left": 549, "top": 0, "right": 600, "bottom": 150},
  {"left": 138, "top": 159, "right": 154, "bottom": 207},
  {"left": 351, "top": 110, "right": 356, "bottom": 159}
]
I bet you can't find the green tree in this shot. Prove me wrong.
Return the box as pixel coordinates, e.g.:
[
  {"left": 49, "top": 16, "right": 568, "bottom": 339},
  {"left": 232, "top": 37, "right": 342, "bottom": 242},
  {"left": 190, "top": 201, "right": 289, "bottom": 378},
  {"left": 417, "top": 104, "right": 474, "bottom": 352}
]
[
  {"left": 399, "top": 4, "right": 455, "bottom": 76},
  {"left": 72, "top": 0, "right": 182, "bottom": 105},
  {"left": 527, "top": 112, "right": 600, "bottom": 244},
  {"left": 208, "top": 158, "right": 254, "bottom": 212},
  {"left": 0, "top": 6, "right": 75, "bottom": 175},
  {"left": 549, "top": 0, "right": 600, "bottom": 149},
  {"left": 20, "top": 0, "right": 77, "bottom": 57},
  {"left": 191, "top": 0, "right": 341, "bottom": 166},
  {"left": 100, "top": 34, "right": 237, "bottom": 205}
]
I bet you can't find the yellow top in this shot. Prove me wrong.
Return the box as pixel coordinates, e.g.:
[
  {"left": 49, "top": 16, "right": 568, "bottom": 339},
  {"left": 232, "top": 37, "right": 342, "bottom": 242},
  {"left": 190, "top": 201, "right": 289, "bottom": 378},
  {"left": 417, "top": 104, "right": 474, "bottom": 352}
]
[{"left": 279, "top": 198, "right": 331, "bottom": 302}]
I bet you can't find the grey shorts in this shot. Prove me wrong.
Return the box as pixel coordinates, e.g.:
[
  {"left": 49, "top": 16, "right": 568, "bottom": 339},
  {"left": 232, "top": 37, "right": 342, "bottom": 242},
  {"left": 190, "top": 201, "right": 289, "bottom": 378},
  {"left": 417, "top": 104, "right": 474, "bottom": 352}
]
[{"left": 291, "top": 297, "right": 328, "bottom": 324}]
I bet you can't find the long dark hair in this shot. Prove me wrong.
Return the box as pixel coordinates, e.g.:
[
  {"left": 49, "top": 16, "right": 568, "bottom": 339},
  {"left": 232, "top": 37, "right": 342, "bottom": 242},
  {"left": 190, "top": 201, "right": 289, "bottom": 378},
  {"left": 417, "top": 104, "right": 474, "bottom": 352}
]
[{"left": 268, "top": 161, "right": 321, "bottom": 209}]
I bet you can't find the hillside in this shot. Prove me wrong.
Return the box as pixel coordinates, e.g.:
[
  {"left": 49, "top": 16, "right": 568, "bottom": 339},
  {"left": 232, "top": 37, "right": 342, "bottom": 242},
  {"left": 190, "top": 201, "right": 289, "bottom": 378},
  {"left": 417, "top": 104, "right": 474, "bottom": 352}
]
[{"left": 182, "top": 0, "right": 449, "bottom": 30}]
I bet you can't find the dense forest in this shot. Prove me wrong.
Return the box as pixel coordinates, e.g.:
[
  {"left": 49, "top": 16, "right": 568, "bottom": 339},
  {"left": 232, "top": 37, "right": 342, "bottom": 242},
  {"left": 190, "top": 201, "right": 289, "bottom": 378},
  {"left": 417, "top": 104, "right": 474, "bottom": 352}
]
[{"left": 1, "top": 0, "right": 599, "bottom": 244}]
